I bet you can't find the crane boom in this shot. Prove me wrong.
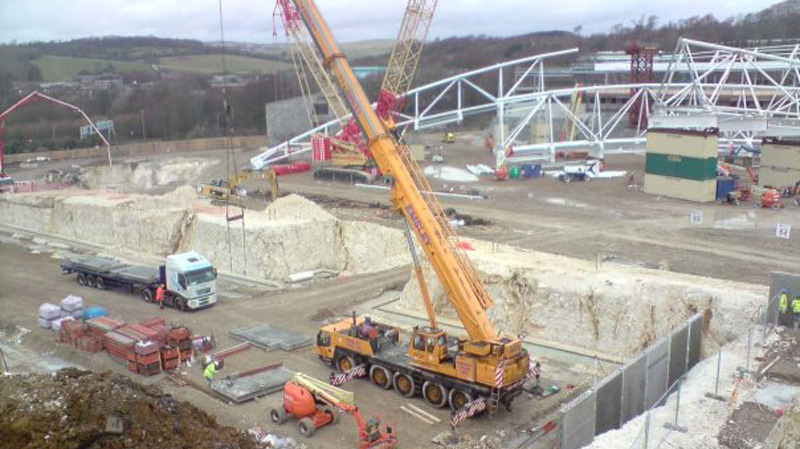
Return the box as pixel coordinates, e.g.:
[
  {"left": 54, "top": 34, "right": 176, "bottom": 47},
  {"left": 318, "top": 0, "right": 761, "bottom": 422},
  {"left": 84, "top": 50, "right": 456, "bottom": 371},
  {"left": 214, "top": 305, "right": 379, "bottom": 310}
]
[{"left": 291, "top": 0, "right": 497, "bottom": 343}]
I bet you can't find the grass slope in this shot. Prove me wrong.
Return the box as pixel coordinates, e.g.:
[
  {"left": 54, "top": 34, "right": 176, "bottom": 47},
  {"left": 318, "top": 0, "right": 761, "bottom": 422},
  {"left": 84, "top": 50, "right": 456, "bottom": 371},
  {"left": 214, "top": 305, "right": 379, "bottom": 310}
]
[
  {"left": 156, "top": 54, "right": 291, "bottom": 74},
  {"left": 33, "top": 55, "right": 151, "bottom": 82}
]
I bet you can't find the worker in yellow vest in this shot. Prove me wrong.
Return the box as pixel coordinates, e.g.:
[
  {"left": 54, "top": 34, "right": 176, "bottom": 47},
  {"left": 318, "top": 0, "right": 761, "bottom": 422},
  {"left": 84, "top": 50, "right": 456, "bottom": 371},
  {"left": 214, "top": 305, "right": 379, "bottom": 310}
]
[
  {"left": 793, "top": 294, "right": 800, "bottom": 330},
  {"left": 779, "top": 292, "right": 789, "bottom": 315},
  {"left": 204, "top": 360, "right": 219, "bottom": 388}
]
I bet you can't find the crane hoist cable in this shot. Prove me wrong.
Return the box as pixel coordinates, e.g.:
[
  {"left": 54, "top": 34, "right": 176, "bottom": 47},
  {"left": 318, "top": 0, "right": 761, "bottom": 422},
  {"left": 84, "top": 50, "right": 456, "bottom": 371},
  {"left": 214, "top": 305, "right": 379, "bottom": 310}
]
[{"left": 217, "top": 0, "right": 248, "bottom": 276}]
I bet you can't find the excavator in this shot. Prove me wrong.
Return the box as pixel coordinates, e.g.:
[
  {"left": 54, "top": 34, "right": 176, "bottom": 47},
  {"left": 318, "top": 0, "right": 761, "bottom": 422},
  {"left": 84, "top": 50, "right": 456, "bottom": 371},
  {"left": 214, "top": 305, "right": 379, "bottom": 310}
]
[
  {"left": 198, "top": 168, "right": 278, "bottom": 203},
  {"left": 271, "top": 373, "right": 397, "bottom": 448},
  {"left": 276, "top": 0, "right": 530, "bottom": 415}
]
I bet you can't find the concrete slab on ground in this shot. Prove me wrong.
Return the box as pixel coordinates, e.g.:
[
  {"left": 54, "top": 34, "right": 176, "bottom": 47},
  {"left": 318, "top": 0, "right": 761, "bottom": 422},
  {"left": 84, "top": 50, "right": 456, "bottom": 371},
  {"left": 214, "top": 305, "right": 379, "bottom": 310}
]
[
  {"left": 212, "top": 366, "right": 294, "bottom": 403},
  {"left": 230, "top": 324, "right": 313, "bottom": 351}
]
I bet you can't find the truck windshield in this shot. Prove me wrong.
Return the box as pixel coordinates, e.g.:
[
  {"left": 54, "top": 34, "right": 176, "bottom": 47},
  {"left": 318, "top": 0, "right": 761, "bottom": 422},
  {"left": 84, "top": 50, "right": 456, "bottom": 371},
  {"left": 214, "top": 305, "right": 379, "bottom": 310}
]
[
  {"left": 0, "top": 177, "right": 13, "bottom": 186},
  {"left": 186, "top": 268, "right": 216, "bottom": 285}
]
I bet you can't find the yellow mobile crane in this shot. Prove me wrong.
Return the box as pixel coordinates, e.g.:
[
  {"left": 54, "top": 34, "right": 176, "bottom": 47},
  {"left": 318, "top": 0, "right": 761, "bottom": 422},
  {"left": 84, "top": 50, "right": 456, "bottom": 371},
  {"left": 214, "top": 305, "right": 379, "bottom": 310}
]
[{"left": 277, "top": 0, "right": 530, "bottom": 413}]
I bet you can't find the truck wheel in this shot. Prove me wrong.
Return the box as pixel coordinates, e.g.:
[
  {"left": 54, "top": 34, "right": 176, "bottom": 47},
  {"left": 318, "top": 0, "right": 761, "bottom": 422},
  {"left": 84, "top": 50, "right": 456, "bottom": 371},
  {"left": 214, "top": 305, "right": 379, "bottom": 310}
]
[
  {"left": 422, "top": 381, "right": 448, "bottom": 408},
  {"left": 370, "top": 365, "right": 392, "bottom": 390},
  {"left": 94, "top": 277, "right": 106, "bottom": 290},
  {"left": 175, "top": 298, "right": 188, "bottom": 312},
  {"left": 270, "top": 407, "right": 288, "bottom": 425},
  {"left": 336, "top": 355, "right": 355, "bottom": 372},
  {"left": 76, "top": 273, "right": 87, "bottom": 286},
  {"left": 393, "top": 373, "right": 415, "bottom": 398},
  {"left": 298, "top": 417, "right": 316, "bottom": 437},
  {"left": 449, "top": 389, "right": 474, "bottom": 411},
  {"left": 322, "top": 406, "right": 340, "bottom": 425},
  {"left": 141, "top": 289, "right": 154, "bottom": 303}
]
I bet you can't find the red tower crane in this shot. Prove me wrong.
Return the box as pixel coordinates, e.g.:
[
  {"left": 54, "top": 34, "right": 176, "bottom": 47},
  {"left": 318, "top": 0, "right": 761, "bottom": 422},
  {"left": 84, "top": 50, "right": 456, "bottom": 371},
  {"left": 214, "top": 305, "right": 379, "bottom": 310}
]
[{"left": 625, "top": 42, "right": 657, "bottom": 128}]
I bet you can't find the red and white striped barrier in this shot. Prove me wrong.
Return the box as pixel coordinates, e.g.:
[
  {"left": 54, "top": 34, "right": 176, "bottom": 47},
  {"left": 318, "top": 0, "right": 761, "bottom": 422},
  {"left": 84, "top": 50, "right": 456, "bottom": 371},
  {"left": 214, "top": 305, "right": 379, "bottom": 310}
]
[
  {"left": 494, "top": 360, "right": 507, "bottom": 388},
  {"left": 329, "top": 364, "right": 367, "bottom": 386},
  {"left": 450, "top": 397, "right": 487, "bottom": 429}
]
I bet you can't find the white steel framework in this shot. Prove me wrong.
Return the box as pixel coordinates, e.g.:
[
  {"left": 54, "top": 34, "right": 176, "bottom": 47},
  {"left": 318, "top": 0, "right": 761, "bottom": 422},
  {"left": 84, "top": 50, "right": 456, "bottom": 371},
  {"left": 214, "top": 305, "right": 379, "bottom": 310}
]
[{"left": 252, "top": 38, "right": 800, "bottom": 170}]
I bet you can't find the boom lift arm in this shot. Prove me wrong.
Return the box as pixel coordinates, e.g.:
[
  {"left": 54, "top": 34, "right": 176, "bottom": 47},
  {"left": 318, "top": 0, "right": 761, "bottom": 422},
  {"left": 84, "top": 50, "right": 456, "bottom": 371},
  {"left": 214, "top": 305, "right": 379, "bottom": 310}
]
[{"left": 289, "top": 0, "right": 503, "bottom": 347}]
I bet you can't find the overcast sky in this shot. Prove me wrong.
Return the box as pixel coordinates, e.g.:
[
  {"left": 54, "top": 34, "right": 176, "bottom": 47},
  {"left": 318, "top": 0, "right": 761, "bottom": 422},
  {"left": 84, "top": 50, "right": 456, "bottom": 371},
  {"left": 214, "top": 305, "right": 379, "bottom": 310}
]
[{"left": 0, "top": 0, "right": 782, "bottom": 45}]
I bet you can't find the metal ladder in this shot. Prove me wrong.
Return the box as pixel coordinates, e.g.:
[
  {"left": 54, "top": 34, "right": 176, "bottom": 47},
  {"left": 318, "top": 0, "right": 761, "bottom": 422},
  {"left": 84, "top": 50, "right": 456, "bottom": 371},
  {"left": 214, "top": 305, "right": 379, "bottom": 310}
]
[{"left": 488, "top": 387, "right": 501, "bottom": 414}]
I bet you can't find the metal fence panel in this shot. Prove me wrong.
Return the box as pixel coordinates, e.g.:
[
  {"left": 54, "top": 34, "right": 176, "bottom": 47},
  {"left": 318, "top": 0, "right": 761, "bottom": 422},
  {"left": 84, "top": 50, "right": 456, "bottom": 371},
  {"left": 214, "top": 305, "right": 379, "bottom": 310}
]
[
  {"left": 687, "top": 314, "right": 703, "bottom": 370},
  {"left": 645, "top": 337, "right": 669, "bottom": 409},
  {"left": 621, "top": 355, "right": 646, "bottom": 425},
  {"left": 769, "top": 272, "right": 800, "bottom": 328},
  {"left": 668, "top": 323, "right": 689, "bottom": 386},
  {"left": 595, "top": 370, "right": 623, "bottom": 435},
  {"left": 560, "top": 389, "right": 597, "bottom": 449}
]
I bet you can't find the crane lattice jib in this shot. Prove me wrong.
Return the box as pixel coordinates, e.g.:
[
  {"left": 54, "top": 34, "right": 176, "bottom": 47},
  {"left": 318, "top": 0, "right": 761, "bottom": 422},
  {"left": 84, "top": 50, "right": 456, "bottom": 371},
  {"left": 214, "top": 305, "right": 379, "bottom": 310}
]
[
  {"left": 377, "top": 0, "right": 439, "bottom": 120},
  {"left": 291, "top": 0, "right": 496, "bottom": 342},
  {"left": 276, "top": 0, "right": 351, "bottom": 125}
]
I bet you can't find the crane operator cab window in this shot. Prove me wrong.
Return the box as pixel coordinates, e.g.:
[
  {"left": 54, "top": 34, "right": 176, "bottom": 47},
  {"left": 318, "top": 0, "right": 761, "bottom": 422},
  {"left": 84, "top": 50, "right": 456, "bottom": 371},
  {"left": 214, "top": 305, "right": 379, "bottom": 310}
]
[
  {"left": 413, "top": 333, "right": 425, "bottom": 351},
  {"left": 426, "top": 336, "right": 435, "bottom": 353},
  {"left": 317, "top": 330, "right": 331, "bottom": 347}
]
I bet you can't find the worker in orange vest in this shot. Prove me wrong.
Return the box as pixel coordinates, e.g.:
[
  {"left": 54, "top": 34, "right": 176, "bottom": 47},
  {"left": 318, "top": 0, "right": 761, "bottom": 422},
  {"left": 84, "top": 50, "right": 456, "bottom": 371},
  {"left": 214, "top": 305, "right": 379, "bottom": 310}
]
[{"left": 155, "top": 284, "right": 165, "bottom": 309}]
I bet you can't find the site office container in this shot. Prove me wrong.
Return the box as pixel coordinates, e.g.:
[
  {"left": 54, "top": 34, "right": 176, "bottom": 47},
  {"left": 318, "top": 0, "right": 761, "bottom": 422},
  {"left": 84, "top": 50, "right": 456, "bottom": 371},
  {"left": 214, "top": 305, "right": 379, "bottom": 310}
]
[
  {"left": 646, "top": 128, "right": 719, "bottom": 158},
  {"left": 643, "top": 175, "right": 716, "bottom": 203},
  {"left": 761, "top": 137, "right": 800, "bottom": 171}
]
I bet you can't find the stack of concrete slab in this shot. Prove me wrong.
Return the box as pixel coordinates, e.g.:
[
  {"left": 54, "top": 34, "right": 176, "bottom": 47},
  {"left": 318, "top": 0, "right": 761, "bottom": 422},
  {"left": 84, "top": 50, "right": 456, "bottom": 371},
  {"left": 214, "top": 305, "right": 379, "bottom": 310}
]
[
  {"left": 212, "top": 365, "right": 294, "bottom": 403},
  {"left": 229, "top": 324, "right": 313, "bottom": 351}
]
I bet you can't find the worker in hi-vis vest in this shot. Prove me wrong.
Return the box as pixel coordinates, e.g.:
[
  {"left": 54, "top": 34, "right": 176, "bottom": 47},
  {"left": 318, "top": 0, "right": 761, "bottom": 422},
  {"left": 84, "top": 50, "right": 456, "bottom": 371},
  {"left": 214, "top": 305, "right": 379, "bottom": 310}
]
[
  {"left": 779, "top": 292, "right": 789, "bottom": 315},
  {"left": 793, "top": 294, "right": 800, "bottom": 330},
  {"left": 204, "top": 360, "right": 218, "bottom": 388}
]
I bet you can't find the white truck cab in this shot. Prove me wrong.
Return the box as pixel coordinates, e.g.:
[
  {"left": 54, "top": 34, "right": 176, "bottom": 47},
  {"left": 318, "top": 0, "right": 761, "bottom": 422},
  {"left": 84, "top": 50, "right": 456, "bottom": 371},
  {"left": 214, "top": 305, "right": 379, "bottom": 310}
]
[{"left": 165, "top": 251, "right": 218, "bottom": 310}]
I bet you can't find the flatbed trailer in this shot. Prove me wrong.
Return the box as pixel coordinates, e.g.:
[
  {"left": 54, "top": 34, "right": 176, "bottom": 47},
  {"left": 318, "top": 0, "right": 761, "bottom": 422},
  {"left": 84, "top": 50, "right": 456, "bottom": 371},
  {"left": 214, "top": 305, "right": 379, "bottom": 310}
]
[
  {"left": 317, "top": 318, "right": 527, "bottom": 412},
  {"left": 60, "top": 253, "right": 217, "bottom": 311}
]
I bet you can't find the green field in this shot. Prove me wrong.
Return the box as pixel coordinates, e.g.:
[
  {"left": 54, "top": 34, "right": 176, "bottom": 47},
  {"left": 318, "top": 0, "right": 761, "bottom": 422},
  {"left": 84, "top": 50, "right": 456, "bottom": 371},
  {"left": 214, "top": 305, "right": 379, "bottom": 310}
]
[
  {"left": 33, "top": 55, "right": 151, "bottom": 82},
  {"left": 156, "top": 54, "right": 292, "bottom": 74}
]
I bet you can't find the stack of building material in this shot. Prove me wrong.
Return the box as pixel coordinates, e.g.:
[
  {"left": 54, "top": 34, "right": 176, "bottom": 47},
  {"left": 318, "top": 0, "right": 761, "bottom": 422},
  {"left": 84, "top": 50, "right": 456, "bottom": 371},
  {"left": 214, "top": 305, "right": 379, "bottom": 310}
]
[
  {"left": 50, "top": 316, "right": 74, "bottom": 332},
  {"left": 132, "top": 341, "right": 162, "bottom": 376},
  {"left": 760, "top": 138, "right": 800, "bottom": 188},
  {"left": 75, "top": 335, "right": 103, "bottom": 353},
  {"left": 168, "top": 327, "right": 192, "bottom": 361},
  {"left": 160, "top": 346, "right": 181, "bottom": 371},
  {"left": 105, "top": 331, "right": 136, "bottom": 364},
  {"left": 59, "top": 320, "right": 87, "bottom": 346},
  {"left": 38, "top": 303, "right": 62, "bottom": 329},
  {"left": 139, "top": 317, "right": 168, "bottom": 344},
  {"left": 60, "top": 295, "right": 84, "bottom": 319},
  {"left": 644, "top": 128, "right": 719, "bottom": 202},
  {"left": 84, "top": 306, "right": 107, "bottom": 320},
  {"left": 86, "top": 317, "right": 125, "bottom": 351}
]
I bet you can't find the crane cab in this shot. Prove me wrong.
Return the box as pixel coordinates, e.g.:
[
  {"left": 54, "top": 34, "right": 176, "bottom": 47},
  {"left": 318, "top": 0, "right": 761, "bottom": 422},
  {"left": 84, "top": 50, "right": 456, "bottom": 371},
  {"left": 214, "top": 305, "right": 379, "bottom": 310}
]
[{"left": 408, "top": 327, "right": 453, "bottom": 366}]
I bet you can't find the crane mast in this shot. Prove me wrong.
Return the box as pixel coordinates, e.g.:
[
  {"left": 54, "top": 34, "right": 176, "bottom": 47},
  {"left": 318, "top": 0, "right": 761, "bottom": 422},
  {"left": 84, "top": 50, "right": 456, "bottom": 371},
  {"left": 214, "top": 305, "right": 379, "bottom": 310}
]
[
  {"left": 377, "top": 0, "right": 438, "bottom": 122},
  {"left": 290, "top": 0, "right": 500, "bottom": 344}
]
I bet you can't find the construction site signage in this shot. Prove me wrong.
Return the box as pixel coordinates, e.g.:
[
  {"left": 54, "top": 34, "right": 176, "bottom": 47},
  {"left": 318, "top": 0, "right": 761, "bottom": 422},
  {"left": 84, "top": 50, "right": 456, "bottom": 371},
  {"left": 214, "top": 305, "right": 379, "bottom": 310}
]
[{"left": 776, "top": 223, "right": 792, "bottom": 239}]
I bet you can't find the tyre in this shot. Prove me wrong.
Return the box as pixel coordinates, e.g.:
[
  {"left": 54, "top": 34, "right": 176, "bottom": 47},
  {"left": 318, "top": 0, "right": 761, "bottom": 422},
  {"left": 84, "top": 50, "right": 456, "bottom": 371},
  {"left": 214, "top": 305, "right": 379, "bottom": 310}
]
[
  {"left": 449, "top": 389, "right": 474, "bottom": 411},
  {"left": 270, "top": 407, "right": 288, "bottom": 425},
  {"left": 86, "top": 275, "right": 96, "bottom": 288},
  {"left": 370, "top": 365, "right": 392, "bottom": 390},
  {"left": 94, "top": 276, "right": 105, "bottom": 290},
  {"left": 393, "top": 372, "right": 415, "bottom": 398},
  {"left": 422, "top": 381, "right": 448, "bottom": 408},
  {"left": 298, "top": 417, "right": 316, "bottom": 437},
  {"left": 141, "top": 289, "right": 154, "bottom": 303},
  {"left": 336, "top": 355, "right": 355, "bottom": 372},
  {"left": 175, "top": 298, "right": 187, "bottom": 312},
  {"left": 76, "top": 273, "right": 87, "bottom": 286},
  {"left": 322, "top": 406, "right": 339, "bottom": 425}
]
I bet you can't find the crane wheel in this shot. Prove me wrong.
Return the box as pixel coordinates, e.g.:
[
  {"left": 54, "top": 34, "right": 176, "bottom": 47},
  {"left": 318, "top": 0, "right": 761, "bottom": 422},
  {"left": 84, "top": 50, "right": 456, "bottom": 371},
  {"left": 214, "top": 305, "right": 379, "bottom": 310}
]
[
  {"left": 298, "top": 417, "right": 317, "bottom": 437},
  {"left": 370, "top": 366, "right": 392, "bottom": 390},
  {"left": 422, "top": 381, "right": 448, "bottom": 408},
  {"left": 336, "top": 355, "right": 355, "bottom": 372},
  {"left": 322, "top": 406, "right": 340, "bottom": 425},
  {"left": 76, "top": 273, "right": 87, "bottom": 286},
  {"left": 141, "top": 289, "right": 154, "bottom": 303},
  {"left": 94, "top": 276, "right": 106, "bottom": 290},
  {"left": 393, "top": 373, "right": 415, "bottom": 398},
  {"left": 449, "top": 389, "right": 474, "bottom": 411},
  {"left": 270, "top": 407, "right": 288, "bottom": 425}
]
